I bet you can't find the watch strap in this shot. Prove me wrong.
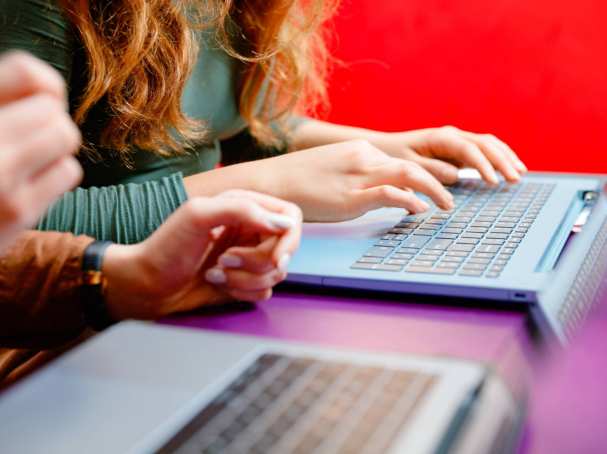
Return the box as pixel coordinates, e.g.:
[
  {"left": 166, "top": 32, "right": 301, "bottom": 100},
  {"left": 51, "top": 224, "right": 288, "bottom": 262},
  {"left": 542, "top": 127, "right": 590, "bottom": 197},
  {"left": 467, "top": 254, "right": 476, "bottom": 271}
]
[{"left": 81, "top": 240, "right": 114, "bottom": 331}]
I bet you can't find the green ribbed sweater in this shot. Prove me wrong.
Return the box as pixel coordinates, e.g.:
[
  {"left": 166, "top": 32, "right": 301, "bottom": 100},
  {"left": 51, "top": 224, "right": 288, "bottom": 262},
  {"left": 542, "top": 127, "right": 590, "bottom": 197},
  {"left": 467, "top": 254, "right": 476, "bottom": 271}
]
[{"left": 0, "top": 0, "right": 286, "bottom": 243}]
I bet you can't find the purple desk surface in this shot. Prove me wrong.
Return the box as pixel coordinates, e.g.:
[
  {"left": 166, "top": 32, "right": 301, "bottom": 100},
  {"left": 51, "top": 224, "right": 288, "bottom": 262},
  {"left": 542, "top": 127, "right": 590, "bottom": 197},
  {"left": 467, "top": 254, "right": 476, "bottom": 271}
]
[{"left": 162, "top": 290, "right": 537, "bottom": 393}]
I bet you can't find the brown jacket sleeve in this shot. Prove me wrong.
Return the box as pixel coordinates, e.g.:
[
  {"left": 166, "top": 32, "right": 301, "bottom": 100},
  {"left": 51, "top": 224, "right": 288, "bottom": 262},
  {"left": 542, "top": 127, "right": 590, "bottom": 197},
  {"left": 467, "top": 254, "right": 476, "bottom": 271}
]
[{"left": 0, "top": 231, "right": 94, "bottom": 349}]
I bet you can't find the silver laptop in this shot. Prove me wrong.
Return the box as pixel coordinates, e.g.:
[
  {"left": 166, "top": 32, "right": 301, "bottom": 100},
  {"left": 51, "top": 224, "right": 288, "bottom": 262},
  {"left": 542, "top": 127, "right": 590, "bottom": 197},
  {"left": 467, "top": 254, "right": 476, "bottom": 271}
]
[
  {"left": 0, "top": 322, "right": 521, "bottom": 454},
  {"left": 286, "top": 172, "right": 607, "bottom": 343}
]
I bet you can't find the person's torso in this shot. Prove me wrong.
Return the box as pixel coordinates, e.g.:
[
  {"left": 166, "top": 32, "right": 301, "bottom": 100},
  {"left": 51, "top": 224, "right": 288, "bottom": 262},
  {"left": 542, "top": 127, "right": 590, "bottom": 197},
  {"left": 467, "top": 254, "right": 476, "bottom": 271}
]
[{"left": 77, "top": 28, "right": 247, "bottom": 187}]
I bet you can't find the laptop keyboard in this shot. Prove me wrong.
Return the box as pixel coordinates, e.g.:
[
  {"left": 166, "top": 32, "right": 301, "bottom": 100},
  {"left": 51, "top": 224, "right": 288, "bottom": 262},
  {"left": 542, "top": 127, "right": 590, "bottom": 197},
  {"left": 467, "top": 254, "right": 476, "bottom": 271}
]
[
  {"left": 352, "top": 181, "right": 555, "bottom": 278},
  {"left": 158, "top": 353, "right": 436, "bottom": 454}
]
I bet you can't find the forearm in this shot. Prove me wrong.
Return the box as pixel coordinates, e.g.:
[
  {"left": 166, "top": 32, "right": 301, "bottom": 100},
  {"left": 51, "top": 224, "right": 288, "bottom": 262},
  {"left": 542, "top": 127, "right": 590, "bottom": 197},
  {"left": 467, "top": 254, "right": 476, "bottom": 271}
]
[
  {"left": 0, "top": 231, "right": 93, "bottom": 349},
  {"left": 183, "top": 160, "right": 273, "bottom": 199},
  {"left": 290, "top": 118, "right": 390, "bottom": 151}
]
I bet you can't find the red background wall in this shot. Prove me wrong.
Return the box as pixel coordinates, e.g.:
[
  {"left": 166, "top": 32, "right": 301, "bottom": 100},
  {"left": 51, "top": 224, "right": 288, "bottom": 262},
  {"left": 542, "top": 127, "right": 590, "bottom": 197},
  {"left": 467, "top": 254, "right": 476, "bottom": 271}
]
[{"left": 325, "top": 0, "right": 607, "bottom": 173}]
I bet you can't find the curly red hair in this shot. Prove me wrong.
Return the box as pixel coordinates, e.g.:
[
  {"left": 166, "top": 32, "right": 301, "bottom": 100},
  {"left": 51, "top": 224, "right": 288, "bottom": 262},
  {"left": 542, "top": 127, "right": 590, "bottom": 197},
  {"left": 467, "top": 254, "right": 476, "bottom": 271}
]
[{"left": 60, "top": 0, "right": 338, "bottom": 159}]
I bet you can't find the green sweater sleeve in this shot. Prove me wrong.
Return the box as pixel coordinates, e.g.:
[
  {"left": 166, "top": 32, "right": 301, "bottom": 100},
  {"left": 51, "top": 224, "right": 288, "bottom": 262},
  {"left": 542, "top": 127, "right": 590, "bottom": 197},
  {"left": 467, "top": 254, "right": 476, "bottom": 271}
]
[
  {"left": 37, "top": 173, "right": 188, "bottom": 244},
  {"left": 1, "top": 1, "right": 190, "bottom": 244}
]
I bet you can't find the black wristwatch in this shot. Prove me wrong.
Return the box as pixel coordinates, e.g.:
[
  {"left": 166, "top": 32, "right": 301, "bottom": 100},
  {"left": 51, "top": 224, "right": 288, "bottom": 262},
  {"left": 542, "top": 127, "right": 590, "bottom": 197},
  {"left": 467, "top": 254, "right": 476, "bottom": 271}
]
[{"left": 81, "top": 240, "right": 115, "bottom": 331}]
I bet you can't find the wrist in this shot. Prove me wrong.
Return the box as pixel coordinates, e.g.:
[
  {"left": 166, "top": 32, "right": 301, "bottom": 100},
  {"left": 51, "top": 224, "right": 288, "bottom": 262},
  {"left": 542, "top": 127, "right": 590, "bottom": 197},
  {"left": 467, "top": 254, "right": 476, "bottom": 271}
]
[
  {"left": 102, "top": 243, "right": 151, "bottom": 320},
  {"left": 183, "top": 161, "right": 270, "bottom": 198}
]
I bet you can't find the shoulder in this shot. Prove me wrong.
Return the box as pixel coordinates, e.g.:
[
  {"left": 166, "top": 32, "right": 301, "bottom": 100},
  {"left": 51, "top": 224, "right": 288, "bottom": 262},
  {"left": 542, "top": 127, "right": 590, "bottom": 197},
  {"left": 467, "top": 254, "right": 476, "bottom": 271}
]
[{"left": 0, "top": 0, "right": 75, "bottom": 76}]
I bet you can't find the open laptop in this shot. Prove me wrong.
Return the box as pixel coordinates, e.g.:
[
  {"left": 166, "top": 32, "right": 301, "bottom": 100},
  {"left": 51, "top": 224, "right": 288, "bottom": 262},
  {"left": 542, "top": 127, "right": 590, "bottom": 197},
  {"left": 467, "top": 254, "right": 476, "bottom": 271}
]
[
  {"left": 0, "top": 322, "right": 521, "bottom": 454},
  {"left": 286, "top": 172, "right": 607, "bottom": 343}
]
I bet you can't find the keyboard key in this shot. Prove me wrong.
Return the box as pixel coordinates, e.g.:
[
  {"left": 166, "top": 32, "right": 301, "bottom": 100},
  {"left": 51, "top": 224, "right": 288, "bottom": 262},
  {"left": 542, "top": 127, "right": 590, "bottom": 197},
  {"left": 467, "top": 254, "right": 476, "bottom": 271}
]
[
  {"left": 352, "top": 263, "right": 404, "bottom": 271},
  {"left": 437, "top": 261, "right": 460, "bottom": 268},
  {"left": 385, "top": 259, "right": 409, "bottom": 265},
  {"left": 486, "top": 272, "right": 501, "bottom": 278},
  {"left": 401, "top": 235, "right": 430, "bottom": 249},
  {"left": 375, "top": 240, "right": 401, "bottom": 247},
  {"left": 410, "top": 260, "right": 435, "bottom": 268},
  {"left": 406, "top": 266, "right": 456, "bottom": 274},
  {"left": 364, "top": 246, "right": 393, "bottom": 258},
  {"left": 374, "top": 264, "right": 404, "bottom": 271},
  {"left": 502, "top": 247, "right": 516, "bottom": 254},
  {"left": 461, "top": 232, "right": 484, "bottom": 239},
  {"left": 495, "top": 222, "right": 516, "bottom": 228},
  {"left": 443, "top": 227, "right": 464, "bottom": 234},
  {"left": 436, "top": 233, "right": 458, "bottom": 240},
  {"left": 424, "top": 219, "right": 446, "bottom": 225},
  {"left": 351, "top": 262, "right": 377, "bottom": 270},
  {"left": 472, "top": 252, "right": 497, "bottom": 259},
  {"left": 392, "top": 253, "right": 415, "bottom": 260},
  {"left": 441, "top": 256, "right": 465, "bottom": 263},
  {"left": 446, "top": 251, "right": 470, "bottom": 257},
  {"left": 446, "top": 222, "right": 467, "bottom": 229},
  {"left": 431, "top": 214, "right": 451, "bottom": 220},
  {"left": 396, "top": 222, "right": 420, "bottom": 229},
  {"left": 413, "top": 229, "right": 435, "bottom": 236},
  {"left": 467, "top": 227, "right": 488, "bottom": 233},
  {"left": 451, "top": 216, "right": 473, "bottom": 223},
  {"left": 457, "top": 238, "right": 479, "bottom": 245},
  {"left": 491, "top": 227, "right": 513, "bottom": 234},
  {"left": 417, "top": 254, "right": 440, "bottom": 262},
  {"left": 462, "top": 263, "right": 488, "bottom": 271},
  {"left": 477, "top": 244, "right": 500, "bottom": 253},
  {"left": 480, "top": 210, "right": 500, "bottom": 217},
  {"left": 420, "top": 249, "right": 443, "bottom": 256},
  {"left": 426, "top": 239, "right": 453, "bottom": 250},
  {"left": 471, "top": 221, "right": 493, "bottom": 228},
  {"left": 485, "top": 233, "right": 508, "bottom": 240},
  {"left": 389, "top": 228, "right": 414, "bottom": 235},
  {"left": 398, "top": 247, "right": 420, "bottom": 254},
  {"left": 483, "top": 239, "right": 505, "bottom": 245},
  {"left": 458, "top": 270, "right": 483, "bottom": 277},
  {"left": 449, "top": 243, "right": 475, "bottom": 252},
  {"left": 357, "top": 257, "right": 382, "bottom": 264},
  {"left": 468, "top": 258, "right": 491, "bottom": 264}
]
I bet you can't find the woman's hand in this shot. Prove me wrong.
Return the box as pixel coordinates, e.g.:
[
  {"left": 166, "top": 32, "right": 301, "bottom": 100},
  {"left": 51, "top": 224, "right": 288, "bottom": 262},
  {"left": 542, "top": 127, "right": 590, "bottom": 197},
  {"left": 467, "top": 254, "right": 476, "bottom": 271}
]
[
  {"left": 0, "top": 52, "right": 82, "bottom": 252},
  {"left": 374, "top": 126, "right": 527, "bottom": 185},
  {"left": 184, "top": 140, "right": 454, "bottom": 222},
  {"left": 102, "top": 190, "right": 302, "bottom": 320},
  {"left": 290, "top": 119, "right": 527, "bottom": 187}
]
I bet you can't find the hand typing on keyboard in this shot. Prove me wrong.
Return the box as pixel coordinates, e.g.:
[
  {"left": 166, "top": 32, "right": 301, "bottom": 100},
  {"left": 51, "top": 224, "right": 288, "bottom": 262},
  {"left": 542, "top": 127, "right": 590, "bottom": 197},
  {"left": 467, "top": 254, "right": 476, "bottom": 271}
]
[
  {"left": 353, "top": 181, "right": 554, "bottom": 278},
  {"left": 365, "top": 126, "right": 528, "bottom": 186}
]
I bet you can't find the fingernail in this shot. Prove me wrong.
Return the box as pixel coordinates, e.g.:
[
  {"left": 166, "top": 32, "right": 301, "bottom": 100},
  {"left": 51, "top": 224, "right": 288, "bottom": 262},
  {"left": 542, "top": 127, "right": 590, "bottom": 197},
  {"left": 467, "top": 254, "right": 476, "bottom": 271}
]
[
  {"left": 278, "top": 254, "right": 291, "bottom": 271},
  {"left": 267, "top": 213, "right": 295, "bottom": 230},
  {"left": 416, "top": 201, "right": 430, "bottom": 213},
  {"left": 218, "top": 254, "right": 242, "bottom": 268},
  {"left": 205, "top": 268, "right": 227, "bottom": 284}
]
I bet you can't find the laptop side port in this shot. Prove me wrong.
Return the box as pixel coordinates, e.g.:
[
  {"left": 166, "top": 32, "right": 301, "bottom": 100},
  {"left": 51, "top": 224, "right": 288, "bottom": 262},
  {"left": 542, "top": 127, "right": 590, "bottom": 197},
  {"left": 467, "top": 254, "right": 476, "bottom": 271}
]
[{"left": 510, "top": 291, "right": 533, "bottom": 302}]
